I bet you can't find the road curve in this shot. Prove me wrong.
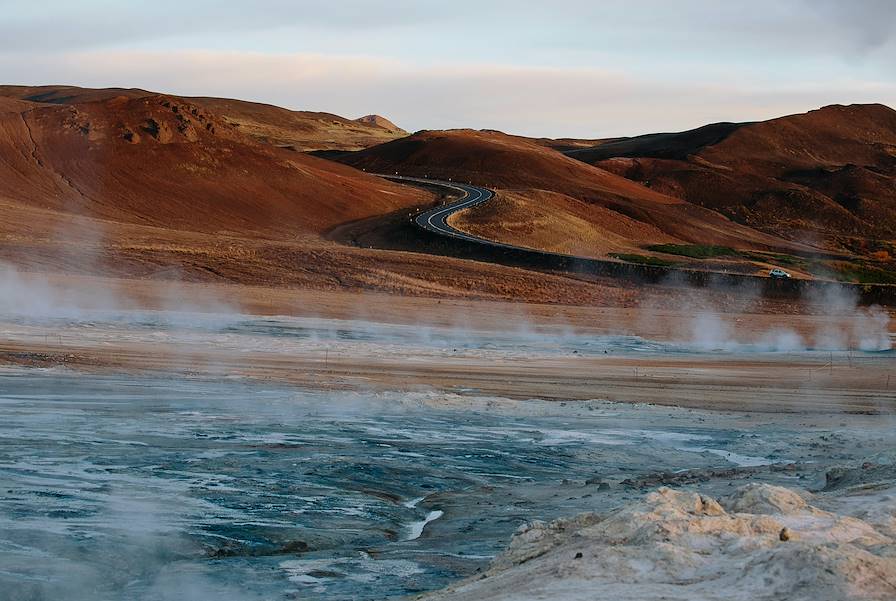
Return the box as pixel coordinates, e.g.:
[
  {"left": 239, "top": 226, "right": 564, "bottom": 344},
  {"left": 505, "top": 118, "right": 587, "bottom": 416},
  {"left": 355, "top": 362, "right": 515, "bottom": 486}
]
[{"left": 380, "top": 175, "right": 518, "bottom": 248}]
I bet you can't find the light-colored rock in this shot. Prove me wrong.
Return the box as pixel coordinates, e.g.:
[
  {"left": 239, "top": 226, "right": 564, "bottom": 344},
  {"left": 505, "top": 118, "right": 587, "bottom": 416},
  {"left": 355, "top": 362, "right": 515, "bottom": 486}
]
[
  {"left": 418, "top": 483, "right": 896, "bottom": 601},
  {"left": 722, "top": 481, "right": 809, "bottom": 515}
]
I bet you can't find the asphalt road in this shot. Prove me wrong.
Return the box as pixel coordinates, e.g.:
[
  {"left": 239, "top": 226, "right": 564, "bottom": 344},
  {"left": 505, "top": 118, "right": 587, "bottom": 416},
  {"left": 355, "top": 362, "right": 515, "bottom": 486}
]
[{"left": 381, "top": 175, "right": 503, "bottom": 245}]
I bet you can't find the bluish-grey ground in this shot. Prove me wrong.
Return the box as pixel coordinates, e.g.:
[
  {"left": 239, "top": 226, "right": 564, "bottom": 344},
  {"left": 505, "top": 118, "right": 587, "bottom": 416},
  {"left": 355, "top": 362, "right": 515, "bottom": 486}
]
[{"left": 2, "top": 366, "right": 891, "bottom": 601}]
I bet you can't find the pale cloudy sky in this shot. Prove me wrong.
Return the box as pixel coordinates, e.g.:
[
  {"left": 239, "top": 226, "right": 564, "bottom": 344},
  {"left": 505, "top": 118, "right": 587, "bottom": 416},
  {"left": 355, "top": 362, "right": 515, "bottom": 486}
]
[{"left": 1, "top": 0, "right": 894, "bottom": 137}]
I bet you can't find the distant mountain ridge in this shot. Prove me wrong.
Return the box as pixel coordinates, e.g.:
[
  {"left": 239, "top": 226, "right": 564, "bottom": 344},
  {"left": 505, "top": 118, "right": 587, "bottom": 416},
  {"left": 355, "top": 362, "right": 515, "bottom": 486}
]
[{"left": 0, "top": 85, "right": 407, "bottom": 152}]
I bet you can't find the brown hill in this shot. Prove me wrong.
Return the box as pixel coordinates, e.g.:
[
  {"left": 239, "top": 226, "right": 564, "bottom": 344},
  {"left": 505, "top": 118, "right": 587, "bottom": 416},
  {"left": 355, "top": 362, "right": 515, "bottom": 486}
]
[
  {"left": 354, "top": 114, "right": 404, "bottom": 133},
  {"left": 576, "top": 104, "right": 896, "bottom": 243},
  {"left": 0, "top": 92, "right": 443, "bottom": 291},
  {"left": 0, "top": 94, "right": 424, "bottom": 236},
  {"left": 700, "top": 104, "right": 896, "bottom": 177},
  {"left": 0, "top": 85, "right": 406, "bottom": 152},
  {"left": 334, "top": 128, "right": 796, "bottom": 256},
  {"left": 447, "top": 189, "right": 676, "bottom": 257},
  {"left": 188, "top": 100, "right": 406, "bottom": 151}
]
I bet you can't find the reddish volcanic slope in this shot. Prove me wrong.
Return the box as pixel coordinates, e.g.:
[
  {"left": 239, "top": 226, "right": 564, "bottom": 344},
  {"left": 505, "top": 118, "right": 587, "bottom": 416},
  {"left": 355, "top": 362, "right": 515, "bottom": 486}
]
[
  {"left": 575, "top": 104, "right": 896, "bottom": 242},
  {"left": 0, "top": 94, "right": 426, "bottom": 238}
]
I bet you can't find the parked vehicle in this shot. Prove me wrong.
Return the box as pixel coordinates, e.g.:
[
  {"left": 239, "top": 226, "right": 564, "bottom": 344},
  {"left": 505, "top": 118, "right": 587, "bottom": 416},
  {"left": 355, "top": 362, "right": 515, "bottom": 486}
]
[{"left": 769, "top": 268, "right": 791, "bottom": 279}]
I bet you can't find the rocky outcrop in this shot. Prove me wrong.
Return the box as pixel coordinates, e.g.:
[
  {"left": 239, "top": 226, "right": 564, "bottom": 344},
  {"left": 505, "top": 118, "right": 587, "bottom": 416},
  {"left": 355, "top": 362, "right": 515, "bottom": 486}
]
[{"left": 419, "top": 483, "right": 896, "bottom": 601}]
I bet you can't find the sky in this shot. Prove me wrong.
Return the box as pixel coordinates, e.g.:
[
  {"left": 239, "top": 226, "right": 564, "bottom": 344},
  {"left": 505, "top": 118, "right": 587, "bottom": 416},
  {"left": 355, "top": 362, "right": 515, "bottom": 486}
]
[{"left": 1, "top": 0, "right": 894, "bottom": 137}]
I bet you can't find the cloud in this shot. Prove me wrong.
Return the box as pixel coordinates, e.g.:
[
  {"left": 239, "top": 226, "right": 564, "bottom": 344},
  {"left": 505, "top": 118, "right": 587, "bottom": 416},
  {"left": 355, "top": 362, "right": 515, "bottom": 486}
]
[
  {"left": 1, "top": 49, "right": 894, "bottom": 138},
  {"left": 804, "top": 0, "right": 896, "bottom": 54},
  {"left": 0, "top": 0, "right": 454, "bottom": 52},
  {"left": 2, "top": 1, "right": 895, "bottom": 66}
]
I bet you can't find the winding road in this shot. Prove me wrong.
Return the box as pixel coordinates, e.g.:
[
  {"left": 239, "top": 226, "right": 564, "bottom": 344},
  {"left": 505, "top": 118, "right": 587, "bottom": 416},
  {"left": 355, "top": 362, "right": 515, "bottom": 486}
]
[{"left": 380, "top": 175, "right": 500, "bottom": 245}]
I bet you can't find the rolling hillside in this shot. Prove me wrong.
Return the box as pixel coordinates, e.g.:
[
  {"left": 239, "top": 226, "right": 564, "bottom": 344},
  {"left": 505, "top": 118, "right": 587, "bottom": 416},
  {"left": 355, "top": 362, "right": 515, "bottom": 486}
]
[
  {"left": 333, "top": 128, "right": 803, "bottom": 259},
  {"left": 0, "top": 85, "right": 407, "bottom": 151},
  {"left": 575, "top": 104, "right": 896, "bottom": 243}
]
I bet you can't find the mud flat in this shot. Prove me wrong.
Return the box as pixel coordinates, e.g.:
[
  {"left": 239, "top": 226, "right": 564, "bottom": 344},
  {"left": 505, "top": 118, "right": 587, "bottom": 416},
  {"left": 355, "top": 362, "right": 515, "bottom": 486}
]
[
  {"left": 0, "top": 312, "right": 894, "bottom": 599},
  {"left": 0, "top": 312, "right": 893, "bottom": 413},
  {"left": 2, "top": 368, "right": 894, "bottom": 600}
]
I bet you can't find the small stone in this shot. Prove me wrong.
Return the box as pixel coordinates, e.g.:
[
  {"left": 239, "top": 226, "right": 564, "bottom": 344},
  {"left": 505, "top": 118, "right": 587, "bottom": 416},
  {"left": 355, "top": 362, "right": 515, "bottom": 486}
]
[{"left": 779, "top": 527, "right": 791, "bottom": 542}]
